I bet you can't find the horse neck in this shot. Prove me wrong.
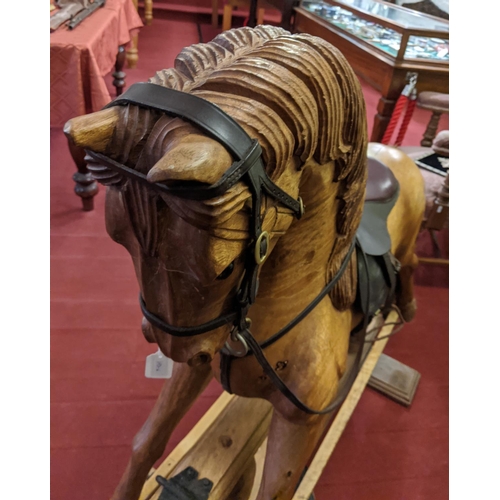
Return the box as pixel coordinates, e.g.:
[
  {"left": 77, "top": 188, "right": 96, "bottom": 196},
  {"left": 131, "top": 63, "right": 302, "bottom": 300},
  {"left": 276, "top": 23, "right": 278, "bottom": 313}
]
[{"left": 251, "top": 159, "right": 340, "bottom": 340}]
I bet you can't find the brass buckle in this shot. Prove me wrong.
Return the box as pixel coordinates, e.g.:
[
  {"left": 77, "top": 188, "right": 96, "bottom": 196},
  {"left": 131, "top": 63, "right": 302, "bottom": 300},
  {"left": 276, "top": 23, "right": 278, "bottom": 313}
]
[{"left": 254, "top": 231, "right": 270, "bottom": 265}]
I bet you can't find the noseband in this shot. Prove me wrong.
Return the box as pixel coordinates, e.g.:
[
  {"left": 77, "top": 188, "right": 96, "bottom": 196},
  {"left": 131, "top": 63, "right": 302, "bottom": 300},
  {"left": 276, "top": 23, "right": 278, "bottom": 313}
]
[{"left": 87, "top": 82, "right": 366, "bottom": 415}]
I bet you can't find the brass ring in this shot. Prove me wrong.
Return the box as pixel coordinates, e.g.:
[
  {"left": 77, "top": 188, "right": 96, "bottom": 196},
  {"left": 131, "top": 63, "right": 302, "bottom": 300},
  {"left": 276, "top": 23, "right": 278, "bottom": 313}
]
[{"left": 254, "top": 231, "right": 270, "bottom": 265}]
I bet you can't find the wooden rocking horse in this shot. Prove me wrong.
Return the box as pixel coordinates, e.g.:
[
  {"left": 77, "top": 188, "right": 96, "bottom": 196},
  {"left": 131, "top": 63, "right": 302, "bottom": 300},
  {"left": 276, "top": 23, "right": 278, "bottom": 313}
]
[{"left": 64, "top": 26, "right": 425, "bottom": 500}]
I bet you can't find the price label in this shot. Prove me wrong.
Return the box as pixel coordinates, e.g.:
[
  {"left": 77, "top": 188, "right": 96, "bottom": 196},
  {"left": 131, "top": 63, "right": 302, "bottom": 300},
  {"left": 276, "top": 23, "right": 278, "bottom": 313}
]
[{"left": 145, "top": 349, "right": 173, "bottom": 379}]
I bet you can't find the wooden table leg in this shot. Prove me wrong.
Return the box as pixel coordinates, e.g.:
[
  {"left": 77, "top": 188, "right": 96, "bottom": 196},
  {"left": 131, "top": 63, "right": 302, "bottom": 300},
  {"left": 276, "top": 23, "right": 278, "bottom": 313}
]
[
  {"left": 370, "top": 70, "right": 419, "bottom": 143},
  {"left": 112, "top": 45, "right": 126, "bottom": 96},
  {"left": 144, "top": 0, "right": 153, "bottom": 25},
  {"left": 67, "top": 137, "right": 99, "bottom": 211},
  {"left": 248, "top": 0, "right": 258, "bottom": 27},
  {"left": 127, "top": 0, "right": 139, "bottom": 69},
  {"left": 370, "top": 95, "right": 397, "bottom": 142},
  {"left": 212, "top": 0, "right": 219, "bottom": 28},
  {"left": 421, "top": 111, "right": 442, "bottom": 147},
  {"left": 126, "top": 34, "right": 139, "bottom": 69},
  {"left": 280, "top": 3, "right": 294, "bottom": 31}
]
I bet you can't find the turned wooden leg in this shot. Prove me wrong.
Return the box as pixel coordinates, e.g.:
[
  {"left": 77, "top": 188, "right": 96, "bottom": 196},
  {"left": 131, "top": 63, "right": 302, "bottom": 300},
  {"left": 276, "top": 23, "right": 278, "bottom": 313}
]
[
  {"left": 113, "top": 45, "right": 126, "bottom": 96},
  {"left": 144, "top": 0, "right": 153, "bottom": 25},
  {"left": 222, "top": 4, "right": 233, "bottom": 31},
  {"left": 421, "top": 111, "right": 442, "bottom": 147},
  {"left": 248, "top": 0, "right": 258, "bottom": 27},
  {"left": 257, "top": 7, "right": 265, "bottom": 25},
  {"left": 127, "top": 0, "right": 139, "bottom": 68},
  {"left": 212, "top": 0, "right": 219, "bottom": 27},
  {"left": 280, "top": 4, "right": 293, "bottom": 31},
  {"left": 126, "top": 34, "right": 139, "bottom": 69},
  {"left": 67, "top": 136, "right": 98, "bottom": 211},
  {"left": 370, "top": 95, "right": 397, "bottom": 143}
]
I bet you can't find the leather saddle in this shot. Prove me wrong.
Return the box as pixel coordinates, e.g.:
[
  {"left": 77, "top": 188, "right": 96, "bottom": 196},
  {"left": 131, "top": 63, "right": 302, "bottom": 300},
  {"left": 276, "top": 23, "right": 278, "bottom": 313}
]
[{"left": 355, "top": 157, "right": 400, "bottom": 319}]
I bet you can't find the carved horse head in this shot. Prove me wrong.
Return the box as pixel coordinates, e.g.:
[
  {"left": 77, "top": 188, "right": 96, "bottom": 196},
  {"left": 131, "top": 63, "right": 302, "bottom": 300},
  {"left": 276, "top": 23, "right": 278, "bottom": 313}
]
[{"left": 65, "top": 26, "right": 368, "bottom": 369}]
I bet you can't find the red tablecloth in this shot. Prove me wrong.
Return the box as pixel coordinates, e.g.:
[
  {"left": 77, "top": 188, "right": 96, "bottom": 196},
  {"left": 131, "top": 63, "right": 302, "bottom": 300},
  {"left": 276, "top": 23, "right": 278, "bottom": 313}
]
[{"left": 50, "top": 0, "right": 143, "bottom": 127}]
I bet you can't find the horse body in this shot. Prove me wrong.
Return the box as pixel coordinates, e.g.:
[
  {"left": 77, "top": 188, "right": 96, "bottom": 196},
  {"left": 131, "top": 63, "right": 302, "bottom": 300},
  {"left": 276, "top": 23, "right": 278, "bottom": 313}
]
[{"left": 65, "top": 25, "right": 425, "bottom": 500}]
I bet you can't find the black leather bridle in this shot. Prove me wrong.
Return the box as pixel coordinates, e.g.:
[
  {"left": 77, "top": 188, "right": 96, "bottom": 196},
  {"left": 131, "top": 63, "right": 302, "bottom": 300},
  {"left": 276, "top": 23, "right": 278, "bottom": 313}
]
[{"left": 86, "top": 82, "right": 368, "bottom": 415}]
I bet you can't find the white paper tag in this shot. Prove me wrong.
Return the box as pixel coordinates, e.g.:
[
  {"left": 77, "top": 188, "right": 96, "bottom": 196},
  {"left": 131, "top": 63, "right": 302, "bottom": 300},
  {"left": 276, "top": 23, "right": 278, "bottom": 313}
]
[{"left": 145, "top": 348, "right": 173, "bottom": 379}]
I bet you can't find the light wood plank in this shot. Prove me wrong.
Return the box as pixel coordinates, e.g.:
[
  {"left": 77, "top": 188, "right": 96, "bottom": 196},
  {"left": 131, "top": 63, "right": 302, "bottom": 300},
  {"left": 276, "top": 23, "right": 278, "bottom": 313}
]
[
  {"left": 149, "top": 396, "right": 272, "bottom": 500},
  {"left": 248, "top": 439, "right": 267, "bottom": 500},
  {"left": 139, "top": 392, "right": 235, "bottom": 500}
]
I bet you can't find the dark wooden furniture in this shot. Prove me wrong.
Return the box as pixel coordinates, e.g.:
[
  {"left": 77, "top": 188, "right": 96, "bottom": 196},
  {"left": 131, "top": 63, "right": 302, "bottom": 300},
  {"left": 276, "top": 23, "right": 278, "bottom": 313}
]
[
  {"left": 400, "top": 131, "right": 449, "bottom": 266},
  {"left": 293, "top": 0, "right": 449, "bottom": 142},
  {"left": 416, "top": 91, "right": 449, "bottom": 146},
  {"left": 214, "top": 0, "right": 298, "bottom": 31},
  {"left": 51, "top": 0, "right": 143, "bottom": 211},
  {"left": 67, "top": 46, "right": 127, "bottom": 212},
  {"left": 266, "top": 0, "right": 298, "bottom": 30}
]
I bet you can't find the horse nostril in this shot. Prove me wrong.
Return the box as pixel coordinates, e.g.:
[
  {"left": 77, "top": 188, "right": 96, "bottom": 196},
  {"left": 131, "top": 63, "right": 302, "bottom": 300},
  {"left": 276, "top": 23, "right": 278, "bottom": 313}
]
[
  {"left": 188, "top": 352, "right": 212, "bottom": 366},
  {"left": 141, "top": 317, "right": 156, "bottom": 343}
]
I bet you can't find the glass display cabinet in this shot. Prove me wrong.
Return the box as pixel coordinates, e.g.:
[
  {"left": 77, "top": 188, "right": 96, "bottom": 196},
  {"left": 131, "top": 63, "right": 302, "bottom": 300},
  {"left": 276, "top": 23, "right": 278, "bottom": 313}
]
[
  {"left": 299, "top": 0, "right": 448, "bottom": 62},
  {"left": 293, "top": 0, "right": 449, "bottom": 141}
]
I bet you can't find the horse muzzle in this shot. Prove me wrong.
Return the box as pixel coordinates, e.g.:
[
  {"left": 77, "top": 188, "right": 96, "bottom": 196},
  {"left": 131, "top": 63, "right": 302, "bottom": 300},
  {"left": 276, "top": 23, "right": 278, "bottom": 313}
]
[{"left": 141, "top": 316, "right": 157, "bottom": 343}]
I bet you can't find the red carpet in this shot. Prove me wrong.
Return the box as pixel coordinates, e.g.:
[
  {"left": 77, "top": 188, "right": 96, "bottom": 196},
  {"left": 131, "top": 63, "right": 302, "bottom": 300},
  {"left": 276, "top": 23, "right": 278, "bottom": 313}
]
[{"left": 51, "top": 16, "right": 448, "bottom": 500}]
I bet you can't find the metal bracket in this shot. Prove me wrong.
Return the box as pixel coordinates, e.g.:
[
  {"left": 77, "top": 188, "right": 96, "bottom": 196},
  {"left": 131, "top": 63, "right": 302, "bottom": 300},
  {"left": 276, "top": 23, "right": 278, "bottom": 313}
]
[
  {"left": 156, "top": 467, "right": 213, "bottom": 500},
  {"left": 402, "top": 72, "right": 419, "bottom": 96}
]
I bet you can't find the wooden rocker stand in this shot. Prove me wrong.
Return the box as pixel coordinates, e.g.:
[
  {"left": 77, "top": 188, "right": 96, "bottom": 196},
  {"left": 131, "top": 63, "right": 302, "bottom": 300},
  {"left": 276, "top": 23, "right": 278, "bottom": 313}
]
[{"left": 140, "top": 312, "right": 412, "bottom": 500}]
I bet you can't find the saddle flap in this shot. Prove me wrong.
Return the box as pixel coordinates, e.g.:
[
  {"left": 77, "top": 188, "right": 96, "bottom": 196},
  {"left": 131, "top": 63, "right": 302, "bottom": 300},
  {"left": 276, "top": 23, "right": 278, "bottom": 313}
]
[
  {"left": 356, "top": 243, "right": 397, "bottom": 318},
  {"left": 357, "top": 158, "right": 400, "bottom": 256},
  {"left": 366, "top": 157, "right": 399, "bottom": 202}
]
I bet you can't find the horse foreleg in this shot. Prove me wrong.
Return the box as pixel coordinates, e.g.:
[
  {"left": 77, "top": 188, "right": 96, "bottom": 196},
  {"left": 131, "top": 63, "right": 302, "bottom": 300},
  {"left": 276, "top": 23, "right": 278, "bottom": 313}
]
[
  {"left": 396, "top": 250, "right": 419, "bottom": 322},
  {"left": 256, "top": 411, "right": 331, "bottom": 500},
  {"left": 110, "top": 362, "right": 213, "bottom": 500}
]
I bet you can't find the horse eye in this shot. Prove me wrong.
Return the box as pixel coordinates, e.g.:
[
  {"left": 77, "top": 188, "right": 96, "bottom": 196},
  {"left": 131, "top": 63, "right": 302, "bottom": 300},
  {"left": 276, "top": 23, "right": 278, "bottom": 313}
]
[{"left": 216, "top": 261, "right": 235, "bottom": 280}]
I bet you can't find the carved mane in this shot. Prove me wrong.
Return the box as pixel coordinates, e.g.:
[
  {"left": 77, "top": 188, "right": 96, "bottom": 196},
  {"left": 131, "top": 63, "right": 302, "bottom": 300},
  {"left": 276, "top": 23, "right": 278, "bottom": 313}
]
[{"left": 106, "top": 26, "right": 367, "bottom": 309}]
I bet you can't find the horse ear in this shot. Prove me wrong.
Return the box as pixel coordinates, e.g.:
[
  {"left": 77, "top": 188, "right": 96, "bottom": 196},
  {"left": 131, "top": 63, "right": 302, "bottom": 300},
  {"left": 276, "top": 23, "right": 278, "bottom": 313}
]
[
  {"left": 63, "top": 108, "right": 121, "bottom": 152},
  {"left": 147, "top": 135, "right": 233, "bottom": 185}
]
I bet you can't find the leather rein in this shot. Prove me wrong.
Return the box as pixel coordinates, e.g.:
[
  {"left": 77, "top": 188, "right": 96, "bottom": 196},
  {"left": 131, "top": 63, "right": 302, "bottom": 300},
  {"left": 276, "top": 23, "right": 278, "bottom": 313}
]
[{"left": 87, "top": 82, "right": 370, "bottom": 415}]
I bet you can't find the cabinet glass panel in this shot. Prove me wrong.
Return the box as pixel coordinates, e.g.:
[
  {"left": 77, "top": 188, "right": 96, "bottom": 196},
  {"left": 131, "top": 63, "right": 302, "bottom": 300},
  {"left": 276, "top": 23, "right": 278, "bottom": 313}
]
[
  {"left": 404, "top": 35, "right": 449, "bottom": 61},
  {"left": 301, "top": 1, "right": 402, "bottom": 57},
  {"left": 336, "top": 0, "right": 449, "bottom": 30},
  {"left": 300, "top": 0, "right": 449, "bottom": 61}
]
